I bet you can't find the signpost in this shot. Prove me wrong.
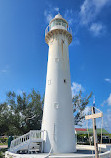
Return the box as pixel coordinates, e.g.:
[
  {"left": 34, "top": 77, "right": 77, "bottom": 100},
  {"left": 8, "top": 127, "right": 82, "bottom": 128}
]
[{"left": 85, "top": 106, "right": 103, "bottom": 158}]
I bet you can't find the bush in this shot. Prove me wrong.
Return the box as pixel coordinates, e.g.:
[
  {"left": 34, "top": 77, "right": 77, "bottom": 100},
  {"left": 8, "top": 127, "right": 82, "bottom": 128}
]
[
  {"left": 0, "top": 151, "right": 4, "bottom": 158},
  {"left": 0, "top": 148, "right": 7, "bottom": 158},
  {"left": 0, "top": 137, "right": 8, "bottom": 144}
]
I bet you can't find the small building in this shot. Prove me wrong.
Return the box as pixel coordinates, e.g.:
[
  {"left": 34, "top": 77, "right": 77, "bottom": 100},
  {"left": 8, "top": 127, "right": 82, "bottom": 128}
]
[
  {"left": 75, "top": 128, "right": 110, "bottom": 144},
  {"left": 75, "top": 128, "right": 109, "bottom": 135}
]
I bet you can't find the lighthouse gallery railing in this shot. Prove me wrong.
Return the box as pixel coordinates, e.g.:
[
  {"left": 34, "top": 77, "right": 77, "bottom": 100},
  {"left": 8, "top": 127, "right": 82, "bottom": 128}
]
[{"left": 45, "top": 24, "right": 72, "bottom": 36}]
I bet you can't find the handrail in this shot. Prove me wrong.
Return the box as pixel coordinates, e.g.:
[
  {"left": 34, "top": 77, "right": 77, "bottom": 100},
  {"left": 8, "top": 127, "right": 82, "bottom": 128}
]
[
  {"left": 45, "top": 24, "right": 72, "bottom": 36},
  {"left": 10, "top": 131, "right": 30, "bottom": 149},
  {"left": 10, "top": 130, "right": 45, "bottom": 149},
  {"left": 30, "top": 130, "right": 45, "bottom": 140},
  {"left": 67, "top": 26, "right": 72, "bottom": 35}
]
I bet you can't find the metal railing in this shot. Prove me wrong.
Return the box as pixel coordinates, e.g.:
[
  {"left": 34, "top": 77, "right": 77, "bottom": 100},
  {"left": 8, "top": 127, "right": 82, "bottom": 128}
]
[
  {"left": 67, "top": 26, "right": 72, "bottom": 35},
  {"left": 45, "top": 24, "right": 72, "bottom": 36}
]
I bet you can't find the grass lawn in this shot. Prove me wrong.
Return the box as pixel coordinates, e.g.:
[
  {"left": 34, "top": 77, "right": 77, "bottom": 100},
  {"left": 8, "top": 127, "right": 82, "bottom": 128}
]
[{"left": 0, "top": 143, "right": 7, "bottom": 146}]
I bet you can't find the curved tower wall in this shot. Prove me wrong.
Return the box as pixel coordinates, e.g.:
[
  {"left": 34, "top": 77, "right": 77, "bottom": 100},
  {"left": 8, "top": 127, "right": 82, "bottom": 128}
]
[{"left": 42, "top": 15, "right": 76, "bottom": 153}]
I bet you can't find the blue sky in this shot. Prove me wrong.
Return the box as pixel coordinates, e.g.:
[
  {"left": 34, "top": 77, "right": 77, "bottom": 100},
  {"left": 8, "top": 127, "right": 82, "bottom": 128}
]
[{"left": 0, "top": 0, "right": 111, "bottom": 132}]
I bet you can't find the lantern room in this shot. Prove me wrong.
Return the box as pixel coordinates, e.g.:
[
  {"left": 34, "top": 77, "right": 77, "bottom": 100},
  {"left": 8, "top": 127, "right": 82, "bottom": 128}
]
[{"left": 49, "top": 14, "right": 68, "bottom": 31}]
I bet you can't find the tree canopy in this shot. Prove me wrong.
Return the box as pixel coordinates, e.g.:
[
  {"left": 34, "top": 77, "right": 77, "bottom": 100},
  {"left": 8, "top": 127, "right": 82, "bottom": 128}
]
[
  {"left": 0, "top": 89, "right": 92, "bottom": 136},
  {"left": 0, "top": 89, "right": 43, "bottom": 136},
  {"left": 73, "top": 91, "right": 92, "bottom": 125}
]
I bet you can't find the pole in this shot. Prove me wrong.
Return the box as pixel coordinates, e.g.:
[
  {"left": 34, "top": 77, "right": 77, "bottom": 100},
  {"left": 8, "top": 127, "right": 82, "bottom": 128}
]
[{"left": 92, "top": 106, "right": 99, "bottom": 158}]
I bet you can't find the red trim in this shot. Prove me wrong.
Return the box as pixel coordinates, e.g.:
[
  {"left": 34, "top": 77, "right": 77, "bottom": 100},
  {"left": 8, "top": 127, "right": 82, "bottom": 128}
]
[{"left": 75, "top": 128, "right": 87, "bottom": 131}]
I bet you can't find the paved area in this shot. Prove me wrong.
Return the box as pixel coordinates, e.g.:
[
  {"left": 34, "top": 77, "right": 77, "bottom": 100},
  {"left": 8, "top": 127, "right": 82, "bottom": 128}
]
[
  {"left": 5, "top": 149, "right": 111, "bottom": 158},
  {"left": 5, "top": 145, "right": 111, "bottom": 158},
  {"left": 0, "top": 145, "right": 8, "bottom": 149},
  {"left": 5, "top": 152, "right": 111, "bottom": 158}
]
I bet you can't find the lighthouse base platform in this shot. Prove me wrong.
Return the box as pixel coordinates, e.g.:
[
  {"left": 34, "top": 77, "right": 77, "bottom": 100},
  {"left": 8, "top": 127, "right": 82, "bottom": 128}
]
[{"left": 5, "top": 145, "right": 111, "bottom": 158}]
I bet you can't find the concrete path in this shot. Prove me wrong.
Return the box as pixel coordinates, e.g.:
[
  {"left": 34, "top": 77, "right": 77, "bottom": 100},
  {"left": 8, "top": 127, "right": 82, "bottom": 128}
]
[{"left": 0, "top": 145, "right": 8, "bottom": 149}]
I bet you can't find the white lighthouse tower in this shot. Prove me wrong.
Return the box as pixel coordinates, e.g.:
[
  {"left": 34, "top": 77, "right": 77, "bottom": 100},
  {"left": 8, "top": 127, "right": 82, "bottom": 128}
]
[{"left": 42, "top": 14, "right": 76, "bottom": 153}]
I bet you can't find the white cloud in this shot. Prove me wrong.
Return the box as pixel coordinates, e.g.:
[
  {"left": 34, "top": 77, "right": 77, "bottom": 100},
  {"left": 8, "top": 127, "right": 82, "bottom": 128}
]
[
  {"left": 101, "top": 100, "right": 106, "bottom": 106},
  {"left": 44, "top": 6, "right": 60, "bottom": 24},
  {"left": 44, "top": 10, "right": 53, "bottom": 23},
  {"left": 71, "top": 82, "right": 85, "bottom": 97},
  {"left": 101, "top": 93, "right": 111, "bottom": 106},
  {"left": 107, "top": 94, "right": 111, "bottom": 106},
  {"left": 64, "top": 9, "right": 80, "bottom": 46},
  {"left": 16, "top": 89, "right": 24, "bottom": 95},
  {"left": 80, "top": 0, "right": 95, "bottom": 25},
  {"left": 79, "top": 0, "right": 110, "bottom": 25},
  {"left": 64, "top": 9, "right": 74, "bottom": 26},
  {"left": 104, "top": 78, "right": 111, "bottom": 83},
  {"left": 0, "top": 65, "right": 10, "bottom": 73},
  {"left": 89, "top": 23, "right": 106, "bottom": 36},
  {"left": 64, "top": 9, "right": 80, "bottom": 35},
  {"left": 79, "top": 0, "right": 111, "bottom": 37},
  {"left": 0, "top": 69, "right": 8, "bottom": 73},
  {"left": 70, "top": 38, "right": 80, "bottom": 46},
  {"left": 103, "top": 109, "right": 111, "bottom": 132},
  {"left": 54, "top": 7, "right": 59, "bottom": 12}
]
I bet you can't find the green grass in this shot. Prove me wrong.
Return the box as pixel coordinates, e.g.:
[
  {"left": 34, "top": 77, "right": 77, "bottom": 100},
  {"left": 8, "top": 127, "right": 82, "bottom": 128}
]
[{"left": 0, "top": 143, "right": 7, "bottom": 146}]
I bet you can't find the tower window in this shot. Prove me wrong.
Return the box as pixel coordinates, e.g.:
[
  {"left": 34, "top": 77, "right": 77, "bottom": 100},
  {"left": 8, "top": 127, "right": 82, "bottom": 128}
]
[
  {"left": 54, "top": 103, "right": 59, "bottom": 109},
  {"left": 55, "top": 58, "right": 59, "bottom": 62},
  {"left": 48, "top": 80, "right": 51, "bottom": 85},
  {"left": 64, "top": 79, "right": 66, "bottom": 83}
]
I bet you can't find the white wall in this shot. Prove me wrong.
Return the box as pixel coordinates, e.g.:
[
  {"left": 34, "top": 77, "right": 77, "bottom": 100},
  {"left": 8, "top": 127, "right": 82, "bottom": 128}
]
[{"left": 41, "top": 32, "right": 76, "bottom": 153}]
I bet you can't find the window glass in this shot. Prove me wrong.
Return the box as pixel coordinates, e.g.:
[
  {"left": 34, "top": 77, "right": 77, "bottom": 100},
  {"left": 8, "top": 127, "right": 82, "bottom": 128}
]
[
  {"left": 51, "top": 21, "right": 55, "bottom": 28},
  {"left": 56, "top": 19, "right": 61, "bottom": 23},
  {"left": 62, "top": 22, "right": 67, "bottom": 28},
  {"left": 55, "top": 22, "right": 59, "bottom": 25},
  {"left": 50, "top": 19, "right": 67, "bottom": 28}
]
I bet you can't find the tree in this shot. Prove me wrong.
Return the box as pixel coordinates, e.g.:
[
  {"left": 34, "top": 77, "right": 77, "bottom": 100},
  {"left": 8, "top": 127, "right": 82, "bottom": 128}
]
[
  {"left": 0, "top": 89, "right": 43, "bottom": 136},
  {"left": 0, "top": 102, "right": 10, "bottom": 135},
  {"left": 0, "top": 89, "right": 92, "bottom": 136},
  {"left": 72, "top": 91, "right": 92, "bottom": 126}
]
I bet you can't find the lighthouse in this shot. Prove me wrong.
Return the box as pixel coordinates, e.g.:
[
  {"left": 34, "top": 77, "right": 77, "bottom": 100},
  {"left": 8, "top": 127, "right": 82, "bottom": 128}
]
[{"left": 41, "top": 14, "right": 76, "bottom": 153}]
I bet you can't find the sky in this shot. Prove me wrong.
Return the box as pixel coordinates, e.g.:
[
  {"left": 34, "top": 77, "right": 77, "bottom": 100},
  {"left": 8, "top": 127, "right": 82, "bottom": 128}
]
[{"left": 0, "top": 0, "right": 111, "bottom": 132}]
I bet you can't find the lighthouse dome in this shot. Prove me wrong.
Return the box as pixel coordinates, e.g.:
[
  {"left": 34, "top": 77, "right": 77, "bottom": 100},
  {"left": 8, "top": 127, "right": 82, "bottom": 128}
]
[{"left": 55, "top": 13, "right": 62, "bottom": 19}]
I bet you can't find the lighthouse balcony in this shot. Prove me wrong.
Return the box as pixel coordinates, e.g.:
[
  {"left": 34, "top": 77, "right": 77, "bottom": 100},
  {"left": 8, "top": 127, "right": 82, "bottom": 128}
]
[{"left": 45, "top": 23, "right": 72, "bottom": 36}]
